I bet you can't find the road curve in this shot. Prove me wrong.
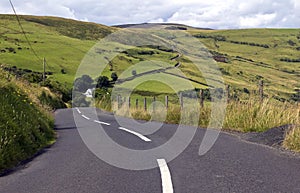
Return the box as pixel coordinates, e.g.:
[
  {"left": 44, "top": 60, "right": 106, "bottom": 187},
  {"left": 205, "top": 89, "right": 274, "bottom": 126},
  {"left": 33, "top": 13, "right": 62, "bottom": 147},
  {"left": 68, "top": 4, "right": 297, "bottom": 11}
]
[{"left": 0, "top": 108, "right": 299, "bottom": 193}]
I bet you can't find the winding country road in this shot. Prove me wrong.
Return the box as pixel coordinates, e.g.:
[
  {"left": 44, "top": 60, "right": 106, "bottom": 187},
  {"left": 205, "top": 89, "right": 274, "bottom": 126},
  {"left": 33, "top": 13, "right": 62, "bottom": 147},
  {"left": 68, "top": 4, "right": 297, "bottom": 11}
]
[{"left": 0, "top": 108, "right": 300, "bottom": 193}]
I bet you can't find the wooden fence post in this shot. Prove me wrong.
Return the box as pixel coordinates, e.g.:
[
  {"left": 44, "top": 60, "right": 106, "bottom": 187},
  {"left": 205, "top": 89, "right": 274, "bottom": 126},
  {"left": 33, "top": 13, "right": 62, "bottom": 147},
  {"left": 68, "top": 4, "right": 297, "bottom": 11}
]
[
  {"left": 117, "top": 95, "right": 120, "bottom": 109},
  {"left": 144, "top": 97, "right": 147, "bottom": 111},
  {"left": 226, "top": 85, "right": 230, "bottom": 103},
  {"left": 136, "top": 99, "right": 138, "bottom": 109},
  {"left": 199, "top": 89, "right": 204, "bottom": 108},
  {"left": 259, "top": 80, "right": 264, "bottom": 102},
  {"left": 128, "top": 97, "right": 131, "bottom": 109},
  {"left": 180, "top": 93, "right": 183, "bottom": 109},
  {"left": 165, "top": 95, "right": 169, "bottom": 109},
  {"left": 153, "top": 96, "right": 156, "bottom": 111}
]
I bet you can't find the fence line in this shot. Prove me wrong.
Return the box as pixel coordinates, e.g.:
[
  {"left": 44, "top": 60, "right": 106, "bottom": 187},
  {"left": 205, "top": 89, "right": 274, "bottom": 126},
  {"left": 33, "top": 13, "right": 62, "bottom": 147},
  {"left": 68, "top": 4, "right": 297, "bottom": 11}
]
[{"left": 114, "top": 80, "right": 273, "bottom": 111}]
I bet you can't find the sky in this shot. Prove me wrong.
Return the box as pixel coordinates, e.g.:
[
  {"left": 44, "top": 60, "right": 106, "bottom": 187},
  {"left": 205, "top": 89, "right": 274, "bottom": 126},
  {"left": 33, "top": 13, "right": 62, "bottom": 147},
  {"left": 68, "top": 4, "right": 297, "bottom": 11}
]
[{"left": 0, "top": 0, "right": 299, "bottom": 29}]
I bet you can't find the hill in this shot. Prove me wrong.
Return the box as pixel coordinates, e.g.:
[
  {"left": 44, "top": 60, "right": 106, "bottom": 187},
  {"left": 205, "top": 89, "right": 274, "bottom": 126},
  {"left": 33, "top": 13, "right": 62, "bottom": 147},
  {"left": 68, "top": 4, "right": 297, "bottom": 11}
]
[
  {"left": 0, "top": 14, "right": 115, "bottom": 87},
  {"left": 0, "top": 14, "right": 299, "bottom": 102}
]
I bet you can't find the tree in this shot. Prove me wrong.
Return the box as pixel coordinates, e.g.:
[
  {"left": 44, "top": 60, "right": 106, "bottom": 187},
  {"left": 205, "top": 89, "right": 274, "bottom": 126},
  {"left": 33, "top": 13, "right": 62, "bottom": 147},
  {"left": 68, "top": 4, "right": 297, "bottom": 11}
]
[
  {"left": 81, "top": 75, "right": 93, "bottom": 85},
  {"left": 111, "top": 72, "right": 118, "bottom": 81},
  {"left": 132, "top": 70, "right": 137, "bottom": 76},
  {"left": 74, "top": 75, "right": 93, "bottom": 92},
  {"left": 96, "top": 76, "right": 110, "bottom": 88}
]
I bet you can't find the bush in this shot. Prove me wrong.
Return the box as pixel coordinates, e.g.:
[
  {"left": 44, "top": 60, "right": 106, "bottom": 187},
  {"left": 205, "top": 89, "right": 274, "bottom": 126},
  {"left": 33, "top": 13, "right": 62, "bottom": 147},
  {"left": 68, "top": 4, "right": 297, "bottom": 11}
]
[
  {"left": 96, "top": 76, "right": 110, "bottom": 88},
  {"left": 72, "top": 92, "right": 90, "bottom": 107},
  {"left": 38, "top": 91, "right": 66, "bottom": 110},
  {"left": 132, "top": 70, "right": 137, "bottom": 76},
  {"left": 111, "top": 72, "right": 118, "bottom": 81}
]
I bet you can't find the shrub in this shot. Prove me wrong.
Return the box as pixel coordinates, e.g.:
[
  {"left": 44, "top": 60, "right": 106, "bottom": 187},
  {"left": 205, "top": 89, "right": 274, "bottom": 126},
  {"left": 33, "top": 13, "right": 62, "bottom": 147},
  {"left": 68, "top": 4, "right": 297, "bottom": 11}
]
[
  {"left": 38, "top": 91, "right": 66, "bottom": 110},
  {"left": 96, "top": 76, "right": 110, "bottom": 88},
  {"left": 111, "top": 72, "right": 118, "bottom": 81}
]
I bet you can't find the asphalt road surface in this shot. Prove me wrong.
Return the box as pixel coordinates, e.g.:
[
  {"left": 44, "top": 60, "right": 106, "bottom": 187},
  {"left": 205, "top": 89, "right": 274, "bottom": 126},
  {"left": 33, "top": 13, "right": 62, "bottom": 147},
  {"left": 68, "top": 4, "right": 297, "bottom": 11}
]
[{"left": 0, "top": 108, "right": 300, "bottom": 193}]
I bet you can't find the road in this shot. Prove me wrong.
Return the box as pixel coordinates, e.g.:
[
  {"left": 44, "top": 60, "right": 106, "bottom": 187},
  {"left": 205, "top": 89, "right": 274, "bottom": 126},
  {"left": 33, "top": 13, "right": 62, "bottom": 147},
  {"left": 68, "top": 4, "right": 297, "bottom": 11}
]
[{"left": 0, "top": 108, "right": 300, "bottom": 193}]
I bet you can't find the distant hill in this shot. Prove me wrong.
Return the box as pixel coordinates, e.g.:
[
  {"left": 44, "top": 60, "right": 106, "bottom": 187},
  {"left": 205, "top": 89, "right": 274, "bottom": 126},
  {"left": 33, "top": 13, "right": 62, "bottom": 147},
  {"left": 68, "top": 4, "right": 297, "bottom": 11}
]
[
  {"left": 113, "top": 22, "right": 212, "bottom": 30},
  {"left": 0, "top": 14, "right": 299, "bottom": 101}
]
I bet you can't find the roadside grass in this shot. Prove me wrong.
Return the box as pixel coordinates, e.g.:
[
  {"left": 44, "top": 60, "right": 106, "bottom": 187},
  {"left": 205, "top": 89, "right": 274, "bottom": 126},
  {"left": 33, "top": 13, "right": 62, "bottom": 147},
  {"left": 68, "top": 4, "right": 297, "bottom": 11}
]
[
  {"left": 96, "top": 94, "right": 300, "bottom": 133},
  {"left": 0, "top": 70, "right": 55, "bottom": 173},
  {"left": 283, "top": 125, "right": 300, "bottom": 152},
  {"left": 223, "top": 98, "right": 299, "bottom": 132}
]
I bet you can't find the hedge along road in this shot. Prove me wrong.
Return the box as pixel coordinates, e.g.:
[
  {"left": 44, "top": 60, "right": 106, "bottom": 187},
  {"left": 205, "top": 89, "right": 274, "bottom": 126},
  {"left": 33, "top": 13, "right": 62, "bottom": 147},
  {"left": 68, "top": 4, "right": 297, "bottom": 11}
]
[{"left": 0, "top": 108, "right": 300, "bottom": 193}]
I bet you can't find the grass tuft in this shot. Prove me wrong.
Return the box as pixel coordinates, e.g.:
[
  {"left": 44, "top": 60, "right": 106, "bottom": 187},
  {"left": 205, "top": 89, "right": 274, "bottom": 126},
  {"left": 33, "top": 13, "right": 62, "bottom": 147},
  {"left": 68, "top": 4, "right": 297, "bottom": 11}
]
[{"left": 283, "top": 125, "right": 300, "bottom": 152}]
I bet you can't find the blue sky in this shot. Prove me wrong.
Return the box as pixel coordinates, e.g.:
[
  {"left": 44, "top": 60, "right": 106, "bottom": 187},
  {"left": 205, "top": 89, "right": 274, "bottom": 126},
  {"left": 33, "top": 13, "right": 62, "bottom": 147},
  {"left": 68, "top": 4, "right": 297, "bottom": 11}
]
[{"left": 1, "top": 0, "right": 299, "bottom": 29}]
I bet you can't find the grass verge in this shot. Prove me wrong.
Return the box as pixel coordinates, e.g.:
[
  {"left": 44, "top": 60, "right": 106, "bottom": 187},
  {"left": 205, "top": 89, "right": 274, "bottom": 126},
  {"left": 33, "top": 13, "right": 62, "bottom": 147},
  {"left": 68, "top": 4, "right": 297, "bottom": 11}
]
[
  {"left": 0, "top": 70, "right": 55, "bottom": 174},
  {"left": 96, "top": 96, "right": 300, "bottom": 151},
  {"left": 283, "top": 126, "right": 300, "bottom": 152}
]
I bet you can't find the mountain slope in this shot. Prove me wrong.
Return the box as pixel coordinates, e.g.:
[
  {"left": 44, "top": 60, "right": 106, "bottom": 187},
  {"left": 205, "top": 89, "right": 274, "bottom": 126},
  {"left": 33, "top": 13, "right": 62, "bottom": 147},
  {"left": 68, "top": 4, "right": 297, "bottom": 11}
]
[{"left": 0, "top": 15, "right": 299, "bottom": 101}]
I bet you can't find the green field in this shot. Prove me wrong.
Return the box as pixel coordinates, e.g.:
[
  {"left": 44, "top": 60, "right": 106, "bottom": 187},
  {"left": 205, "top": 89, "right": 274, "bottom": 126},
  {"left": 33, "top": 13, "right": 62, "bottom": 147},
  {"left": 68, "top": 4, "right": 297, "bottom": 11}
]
[
  {"left": 0, "top": 14, "right": 299, "bottom": 101},
  {"left": 0, "top": 14, "right": 113, "bottom": 87}
]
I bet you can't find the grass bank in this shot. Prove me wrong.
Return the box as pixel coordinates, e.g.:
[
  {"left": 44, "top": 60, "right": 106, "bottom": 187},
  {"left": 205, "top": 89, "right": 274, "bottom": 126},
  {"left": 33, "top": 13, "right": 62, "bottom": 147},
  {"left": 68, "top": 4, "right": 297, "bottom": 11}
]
[
  {"left": 0, "top": 70, "right": 56, "bottom": 174},
  {"left": 283, "top": 126, "right": 300, "bottom": 152}
]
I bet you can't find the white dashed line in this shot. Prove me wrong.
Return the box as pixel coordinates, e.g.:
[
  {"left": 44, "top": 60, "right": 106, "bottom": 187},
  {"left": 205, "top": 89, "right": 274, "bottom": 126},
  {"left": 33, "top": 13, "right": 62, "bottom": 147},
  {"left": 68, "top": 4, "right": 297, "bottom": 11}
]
[
  {"left": 157, "top": 159, "right": 174, "bottom": 193},
  {"left": 75, "top": 108, "right": 81, "bottom": 114},
  {"left": 118, "top": 127, "right": 151, "bottom": 142},
  {"left": 81, "top": 115, "right": 90, "bottom": 120},
  {"left": 94, "top": 120, "right": 111, "bottom": 126}
]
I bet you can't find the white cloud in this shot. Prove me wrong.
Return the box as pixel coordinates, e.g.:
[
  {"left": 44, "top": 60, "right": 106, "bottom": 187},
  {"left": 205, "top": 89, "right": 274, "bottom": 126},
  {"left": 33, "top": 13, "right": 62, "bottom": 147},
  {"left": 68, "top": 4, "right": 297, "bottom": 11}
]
[
  {"left": 0, "top": 0, "right": 299, "bottom": 29},
  {"left": 239, "top": 13, "right": 277, "bottom": 28}
]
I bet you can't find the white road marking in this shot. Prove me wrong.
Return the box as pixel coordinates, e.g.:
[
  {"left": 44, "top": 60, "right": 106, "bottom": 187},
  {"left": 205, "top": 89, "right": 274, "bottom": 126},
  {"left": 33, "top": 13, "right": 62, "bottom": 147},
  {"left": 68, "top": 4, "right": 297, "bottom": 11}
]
[
  {"left": 75, "top": 107, "right": 81, "bottom": 114},
  {"left": 94, "top": 120, "right": 111, "bottom": 126},
  {"left": 157, "top": 159, "right": 174, "bottom": 193},
  {"left": 118, "top": 127, "right": 151, "bottom": 142},
  {"left": 81, "top": 115, "right": 90, "bottom": 120}
]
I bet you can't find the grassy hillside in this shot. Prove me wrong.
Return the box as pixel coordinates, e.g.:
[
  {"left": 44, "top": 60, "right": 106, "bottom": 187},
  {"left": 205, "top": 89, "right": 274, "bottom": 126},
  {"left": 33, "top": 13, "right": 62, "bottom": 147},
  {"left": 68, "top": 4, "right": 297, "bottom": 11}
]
[
  {"left": 189, "top": 28, "right": 300, "bottom": 101},
  {"left": 0, "top": 15, "right": 299, "bottom": 101},
  {"left": 0, "top": 14, "right": 115, "bottom": 87},
  {"left": 0, "top": 69, "right": 58, "bottom": 174}
]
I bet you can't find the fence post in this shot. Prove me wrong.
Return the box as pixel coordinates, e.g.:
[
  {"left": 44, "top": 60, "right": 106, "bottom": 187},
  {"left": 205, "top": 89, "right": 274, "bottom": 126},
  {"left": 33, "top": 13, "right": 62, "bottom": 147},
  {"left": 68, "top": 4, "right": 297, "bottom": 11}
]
[
  {"left": 180, "top": 93, "right": 183, "bottom": 109},
  {"left": 226, "top": 85, "right": 230, "bottom": 103},
  {"left": 259, "top": 80, "right": 264, "bottom": 102},
  {"left": 135, "top": 99, "right": 138, "bottom": 109},
  {"left": 153, "top": 96, "right": 156, "bottom": 111},
  {"left": 117, "top": 95, "right": 120, "bottom": 109},
  {"left": 144, "top": 97, "right": 147, "bottom": 111},
  {"left": 199, "top": 89, "right": 204, "bottom": 108},
  {"left": 128, "top": 97, "right": 131, "bottom": 109},
  {"left": 165, "top": 95, "right": 169, "bottom": 109}
]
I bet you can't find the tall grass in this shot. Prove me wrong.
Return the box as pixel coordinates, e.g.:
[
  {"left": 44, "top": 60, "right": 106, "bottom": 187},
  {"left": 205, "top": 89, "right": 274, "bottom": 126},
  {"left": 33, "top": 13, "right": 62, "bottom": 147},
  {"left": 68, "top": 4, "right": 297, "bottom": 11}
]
[
  {"left": 283, "top": 126, "right": 300, "bottom": 152},
  {"left": 223, "top": 98, "right": 299, "bottom": 132},
  {"left": 0, "top": 70, "right": 55, "bottom": 173},
  {"left": 97, "top": 96, "right": 299, "bottom": 132}
]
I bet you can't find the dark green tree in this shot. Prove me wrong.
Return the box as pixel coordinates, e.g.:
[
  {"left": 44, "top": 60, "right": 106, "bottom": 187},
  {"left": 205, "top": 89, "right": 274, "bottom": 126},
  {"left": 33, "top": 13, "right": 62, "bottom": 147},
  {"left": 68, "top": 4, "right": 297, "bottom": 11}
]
[
  {"left": 96, "top": 76, "right": 110, "bottom": 88},
  {"left": 111, "top": 72, "right": 118, "bottom": 81},
  {"left": 74, "top": 75, "right": 93, "bottom": 92}
]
